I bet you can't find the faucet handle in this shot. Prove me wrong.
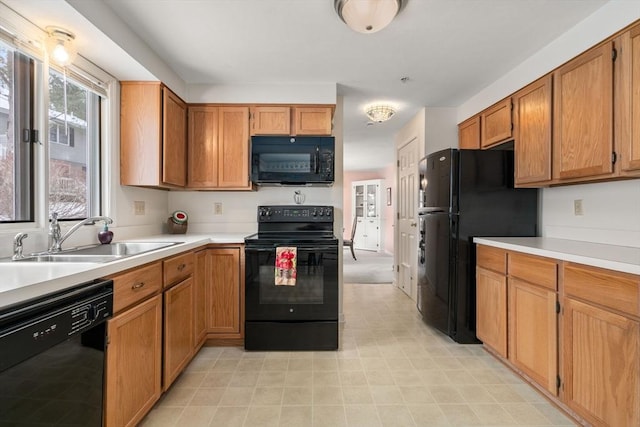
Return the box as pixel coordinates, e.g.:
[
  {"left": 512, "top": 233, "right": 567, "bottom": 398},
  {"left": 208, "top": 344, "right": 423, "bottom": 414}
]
[
  {"left": 13, "top": 233, "right": 28, "bottom": 260},
  {"left": 14, "top": 232, "right": 28, "bottom": 244}
]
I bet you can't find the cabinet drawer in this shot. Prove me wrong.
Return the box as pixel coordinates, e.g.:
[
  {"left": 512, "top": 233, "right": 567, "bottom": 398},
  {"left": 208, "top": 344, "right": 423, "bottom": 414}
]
[
  {"left": 112, "top": 262, "right": 162, "bottom": 313},
  {"left": 476, "top": 245, "right": 507, "bottom": 274},
  {"left": 563, "top": 262, "right": 640, "bottom": 317},
  {"left": 508, "top": 252, "right": 557, "bottom": 290},
  {"left": 163, "top": 252, "right": 195, "bottom": 287}
]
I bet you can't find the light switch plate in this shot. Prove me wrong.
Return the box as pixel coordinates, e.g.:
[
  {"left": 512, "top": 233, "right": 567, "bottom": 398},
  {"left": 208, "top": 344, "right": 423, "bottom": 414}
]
[
  {"left": 134, "top": 200, "right": 145, "bottom": 215},
  {"left": 573, "top": 199, "right": 584, "bottom": 216},
  {"left": 214, "top": 202, "right": 223, "bottom": 215}
]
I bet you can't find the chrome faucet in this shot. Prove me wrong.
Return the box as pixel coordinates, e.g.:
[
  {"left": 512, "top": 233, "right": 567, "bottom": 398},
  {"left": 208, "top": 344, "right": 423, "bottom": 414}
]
[
  {"left": 12, "top": 232, "right": 28, "bottom": 260},
  {"left": 49, "top": 214, "right": 113, "bottom": 252}
]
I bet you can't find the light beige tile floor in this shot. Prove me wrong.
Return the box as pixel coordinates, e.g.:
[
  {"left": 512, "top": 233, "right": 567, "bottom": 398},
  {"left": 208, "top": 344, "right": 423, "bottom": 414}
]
[{"left": 141, "top": 283, "right": 576, "bottom": 426}]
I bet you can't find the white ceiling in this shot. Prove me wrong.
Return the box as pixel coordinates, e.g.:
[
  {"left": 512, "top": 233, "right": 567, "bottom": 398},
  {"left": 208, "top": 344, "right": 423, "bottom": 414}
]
[{"left": 3, "top": 0, "right": 608, "bottom": 170}]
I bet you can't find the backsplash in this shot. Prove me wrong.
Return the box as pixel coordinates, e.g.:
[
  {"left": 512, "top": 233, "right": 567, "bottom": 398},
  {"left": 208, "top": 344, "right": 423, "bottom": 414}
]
[
  {"left": 168, "top": 186, "right": 344, "bottom": 234},
  {"left": 541, "top": 179, "right": 640, "bottom": 248}
]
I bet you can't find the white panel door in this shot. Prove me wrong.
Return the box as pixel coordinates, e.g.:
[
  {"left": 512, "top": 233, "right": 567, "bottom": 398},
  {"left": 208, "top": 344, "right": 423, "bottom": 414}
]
[{"left": 397, "top": 137, "right": 419, "bottom": 298}]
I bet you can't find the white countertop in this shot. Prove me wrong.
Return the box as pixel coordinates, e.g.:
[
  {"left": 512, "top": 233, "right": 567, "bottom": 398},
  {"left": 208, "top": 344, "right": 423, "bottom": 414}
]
[
  {"left": 474, "top": 237, "right": 640, "bottom": 275},
  {"left": 0, "top": 233, "right": 249, "bottom": 311}
]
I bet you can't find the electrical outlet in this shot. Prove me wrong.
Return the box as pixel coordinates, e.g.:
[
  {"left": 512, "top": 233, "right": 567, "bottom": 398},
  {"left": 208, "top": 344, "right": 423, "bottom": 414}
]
[
  {"left": 573, "top": 199, "right": 584, "bottom": 216},
  {"left": 134, "top": 200, "right": 145, "bottom": 215},
  {"left": 214, "top": 202, "right": 223, "bottom": 215}
]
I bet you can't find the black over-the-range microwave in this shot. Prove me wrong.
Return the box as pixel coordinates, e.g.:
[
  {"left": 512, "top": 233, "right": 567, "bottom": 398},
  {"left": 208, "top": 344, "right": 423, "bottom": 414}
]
[{"left": 251, "top": 136, "right": 335, "bottom": 186}]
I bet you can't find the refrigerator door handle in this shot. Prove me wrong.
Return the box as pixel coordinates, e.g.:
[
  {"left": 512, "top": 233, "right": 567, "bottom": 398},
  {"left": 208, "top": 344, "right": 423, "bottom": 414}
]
[{"left": 419, "top": 208, "right": 447, "bottom": 215}]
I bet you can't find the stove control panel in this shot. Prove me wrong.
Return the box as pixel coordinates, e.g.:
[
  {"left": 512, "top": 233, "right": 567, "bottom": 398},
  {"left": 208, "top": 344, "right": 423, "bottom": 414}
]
[{"left": 258, "top": 205, "right": 333, "bottom": 222}]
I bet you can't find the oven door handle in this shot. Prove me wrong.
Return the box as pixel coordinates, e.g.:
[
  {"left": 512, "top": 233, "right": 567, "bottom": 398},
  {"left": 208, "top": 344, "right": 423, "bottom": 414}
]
[
  {"left": 314, "top": 146, "right": 320, "bottom": 174},
  {"left": 246, "top": 246, "right": 337, "bottom": 252}
]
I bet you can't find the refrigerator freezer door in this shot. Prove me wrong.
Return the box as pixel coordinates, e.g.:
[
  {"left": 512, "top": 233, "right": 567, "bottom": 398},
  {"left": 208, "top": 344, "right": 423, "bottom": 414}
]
[{"left": 422, "top": 149, "right": 455, "bottom": 211}]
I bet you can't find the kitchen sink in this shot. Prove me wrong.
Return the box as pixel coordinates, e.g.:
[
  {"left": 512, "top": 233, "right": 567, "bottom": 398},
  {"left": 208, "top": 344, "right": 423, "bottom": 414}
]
[
  {"left": 13, "top": 254, "right": 122, "bottom": 263},
  {"left": 6, "top": 241, "right": 182, "bottom": 263},
  {"left": 59, "top": 241, "right": 181, "bottom": 257}
]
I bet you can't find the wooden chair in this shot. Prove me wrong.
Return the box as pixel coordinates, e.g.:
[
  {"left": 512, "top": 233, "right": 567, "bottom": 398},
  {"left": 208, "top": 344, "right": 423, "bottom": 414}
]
[{"left": 343, "top": 216, "right": 357, "bottom": 261}]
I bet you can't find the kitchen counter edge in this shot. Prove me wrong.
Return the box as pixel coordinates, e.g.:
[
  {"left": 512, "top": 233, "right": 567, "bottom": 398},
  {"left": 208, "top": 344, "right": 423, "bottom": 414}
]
[
  {"left": 0, "top": 233, "right": 249, "bottom": 311},
  {"left": 473, "top": 237, "right": 640, "bottom": 276}
]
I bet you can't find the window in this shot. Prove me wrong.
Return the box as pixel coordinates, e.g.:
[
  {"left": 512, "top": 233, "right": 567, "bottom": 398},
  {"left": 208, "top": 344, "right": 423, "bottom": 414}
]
[
  {"left": 0, "top": 42, "right": 34, "bottom": 222},
  {"left": 48, "top": 69, "right": 101, "bottom": 220}
]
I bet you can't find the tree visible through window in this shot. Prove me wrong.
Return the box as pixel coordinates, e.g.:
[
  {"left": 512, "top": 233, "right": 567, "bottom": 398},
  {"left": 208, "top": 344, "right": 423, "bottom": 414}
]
[{"left": 48, "top": 70, "right": 99, "bottom": 220}]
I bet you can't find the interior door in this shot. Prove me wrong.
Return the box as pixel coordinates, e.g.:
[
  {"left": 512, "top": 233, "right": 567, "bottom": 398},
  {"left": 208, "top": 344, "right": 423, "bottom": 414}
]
[{"left": 397, "top": 137, "right": 419, "bottom": 299}]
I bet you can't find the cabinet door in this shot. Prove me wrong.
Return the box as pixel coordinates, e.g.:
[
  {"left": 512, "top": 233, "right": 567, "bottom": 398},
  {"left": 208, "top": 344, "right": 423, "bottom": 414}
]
[
  {"left": 514, "top": 75, "right": 553, "bottom": 186},
  {"left": 188, "top": 106, "right": 219, "bottom": 188},
  {"left": 207, "top": 248, "right": 242, "bottom": 336},
  {"left": 481, "top": 98, "right": 512, "bottom": 148},
  {"left": 194, "top": 250, "right": 208, "bottom": 348},
  {"left": 476, "top": 267, "right": 507, "bottom": 358},
  {"left": 162, "top": 88, "right": 187, "bottom": 187},
  {"left": 615, "top": 23, "right": 640, "bottom": 175},
  {"left": 250, "top": 106, "right": 290, "bottom": 135},
  {"left": 563, "top": 297, "right": 639, "bottom": 427},
  {"left": 105, "top": 295, "right": 162, "bottom": 427},
  {"left": 218, "top": 106, "right": 250, "bottom": 188},
  {"left": 163, "top": 277, "right": 194, "bottom": 390},
  {"left": 353, "top": 217, "right": 366, "bottom": 250},
  {"left": 553, "top": 42, "right": 614, "bottom": 180},
  {"left": 458, "top": 116, "right": 480, "bottom": 149},
  {"left": 508, "top": 278, "right": 557, "bottom": 395},
  {"left": 120, "top": 82, "right": 162, "bottom": 186},
  {"left": 292, "top": 107, "right": 333, "bottom": 135}
]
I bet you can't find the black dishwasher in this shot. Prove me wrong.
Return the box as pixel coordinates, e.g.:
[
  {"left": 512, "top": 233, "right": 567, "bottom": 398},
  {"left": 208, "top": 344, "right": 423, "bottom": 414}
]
[{"left": 0, "top": 279, "right": 113, "bottom": 426}]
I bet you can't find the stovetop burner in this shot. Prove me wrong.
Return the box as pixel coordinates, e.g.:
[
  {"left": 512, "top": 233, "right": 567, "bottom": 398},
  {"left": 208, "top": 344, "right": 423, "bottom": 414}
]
[{"left": 246, "top": 205, "right": 337, "bottom": 245}]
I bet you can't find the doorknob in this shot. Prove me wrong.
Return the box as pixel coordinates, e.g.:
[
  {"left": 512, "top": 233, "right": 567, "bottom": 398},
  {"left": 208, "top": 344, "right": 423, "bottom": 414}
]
[{"left": 410, "top": 222, "right": 417, "bottom": 227}]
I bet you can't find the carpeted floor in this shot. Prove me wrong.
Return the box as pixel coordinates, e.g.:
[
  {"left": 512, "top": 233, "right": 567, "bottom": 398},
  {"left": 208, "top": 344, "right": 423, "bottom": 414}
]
[{"left": 342, "top": 249, "right": 394, "bottom": 284}]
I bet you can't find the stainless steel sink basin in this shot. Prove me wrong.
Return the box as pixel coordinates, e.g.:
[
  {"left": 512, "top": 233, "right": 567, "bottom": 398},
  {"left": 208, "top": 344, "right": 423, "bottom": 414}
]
[
  {"left": 13, "top": 254, "right": 122, "bottom": 263},
  {"left": 60, "top": 241, "right": 181, "bottom": 257},
  {"left": 6, "top": 241, "right": 182, "bottom": 263}
]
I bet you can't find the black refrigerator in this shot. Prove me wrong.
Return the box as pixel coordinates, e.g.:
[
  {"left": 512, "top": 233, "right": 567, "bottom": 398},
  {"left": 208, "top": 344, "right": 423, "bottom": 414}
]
[{"left": 417, "top": 148, "right": 538, "bottom": 344}]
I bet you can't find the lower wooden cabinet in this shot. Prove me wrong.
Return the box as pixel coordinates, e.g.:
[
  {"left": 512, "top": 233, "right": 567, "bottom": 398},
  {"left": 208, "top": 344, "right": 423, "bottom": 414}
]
[
  {"left": 562, "top": 297, "right": 639, "bottom": 427},
  {"left": 193, "top": 250, "right": 208, "bottom": 349},
  {"left": 105, "top": 294, "right": 162, "bottom": 427},
  {"left": 508, "top": 278, "right": 557, "bottom": 395},
  {"left": 163, "top": 277, "right": 194, "bottom": 390},
  {"left": 206, "top": 247, "right": 244, "bottom": 338},
  {"left": 477, "top": 244, "right": 640, "bottom": 426},
  {"left": 476, "top": 266, "right": 508, "bottom": 358}
]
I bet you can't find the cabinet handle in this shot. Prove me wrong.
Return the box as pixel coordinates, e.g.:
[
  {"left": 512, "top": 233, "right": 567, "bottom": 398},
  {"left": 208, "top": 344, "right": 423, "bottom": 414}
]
[
  {"left": 131, "top": 281, "right": 145, "bottom": 290},
  {"left": 177, "top": 263, "right": 186, "bottom": 271}
]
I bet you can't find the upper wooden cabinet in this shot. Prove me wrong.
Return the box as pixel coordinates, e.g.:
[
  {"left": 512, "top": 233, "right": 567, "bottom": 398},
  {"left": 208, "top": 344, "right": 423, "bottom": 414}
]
[
  {"left": 187, "top": 105, "right": 251, "bottom": 190},
  {"left": 120, "top": 82, "right": 187, "bottom": 188},
  {"left": 514, "top": 75, "right": 553, "bottom": 186},
  {"left": 250, "top": 105, "right": 333, "bottom": 136},
  {"left": 553, "top": 42, "right": 614, "bottom": 181},
  {"left": 481, "top": 98, "right": 513, "bottom": 148},
  {"left": 250, "top": 106, "right": 291, "bottom": 135},
  {"left": 458, "top": 116, "right": 480, "bottom": 149},
  {"left": 615, "top": 23, "right": 640, "bottom": 176},
  {"left": 292, "top": 106, "right": 333, "bottom": 135}
]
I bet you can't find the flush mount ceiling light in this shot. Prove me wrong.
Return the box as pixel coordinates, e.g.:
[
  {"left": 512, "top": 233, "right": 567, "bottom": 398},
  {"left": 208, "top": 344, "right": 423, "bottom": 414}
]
[
  {"left": 334, "top": 0, "right": 405, "bottom": 33},
  {"left": 45, "top": 26, "right": 77, "bottom": 67},
  {"left": 365, "top": 104, "right": 396, "bottom": 123}
]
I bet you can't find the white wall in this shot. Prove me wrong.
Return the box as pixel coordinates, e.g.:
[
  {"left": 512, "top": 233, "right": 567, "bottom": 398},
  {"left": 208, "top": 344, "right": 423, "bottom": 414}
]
[
  {"left": 457, "top": 1, "right": 640, "bottom": 248},
  {"left": 424, "top": 107, "right": 458, "bottom": 156}
]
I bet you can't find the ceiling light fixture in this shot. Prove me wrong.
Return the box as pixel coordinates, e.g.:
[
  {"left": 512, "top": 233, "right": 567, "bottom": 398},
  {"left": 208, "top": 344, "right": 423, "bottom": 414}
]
[
  {"left": 45, "top": 26, "right": 77, "bottom": 67},
  {"left": 365, "top": 104, "right": 396, "bottom": 123},
  {"left": 334, "top": 0, "right": 405, "bottom": 34}
]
